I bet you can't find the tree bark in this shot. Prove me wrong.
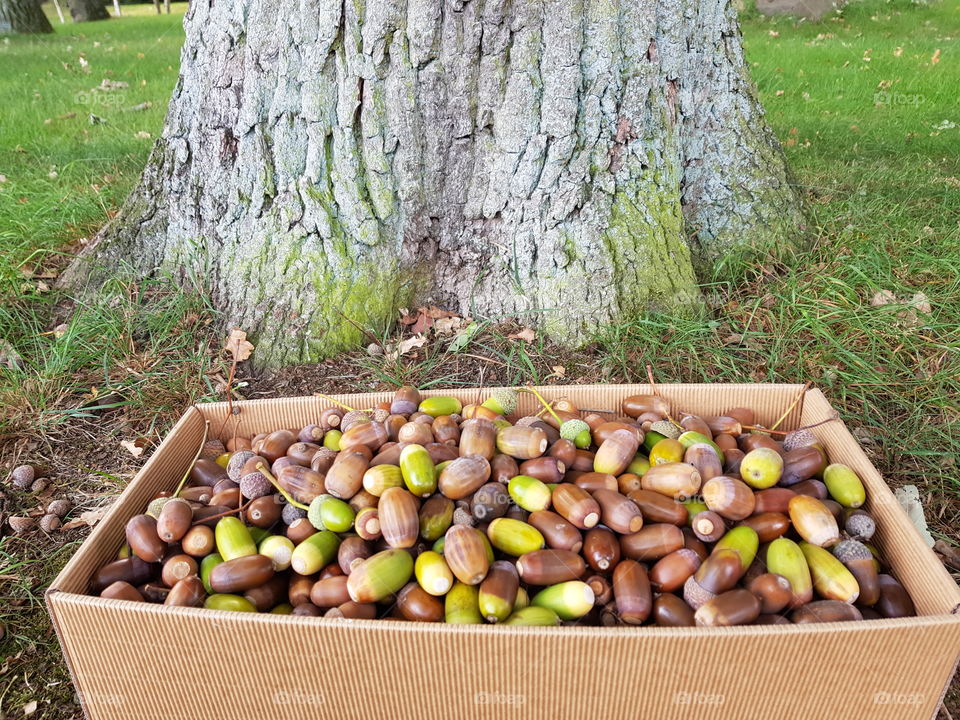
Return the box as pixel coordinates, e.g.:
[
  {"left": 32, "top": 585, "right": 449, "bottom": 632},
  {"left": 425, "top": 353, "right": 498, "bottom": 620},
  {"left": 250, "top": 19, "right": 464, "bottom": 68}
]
[
  {"left": 67, "top": 0, "right": 108, "bottom": 22},
  {"left": 64, "top": 0, "right": 805, "bottom": 366},
  {"left": 0, "top": 0, "right": 53, "bottom": 34}
]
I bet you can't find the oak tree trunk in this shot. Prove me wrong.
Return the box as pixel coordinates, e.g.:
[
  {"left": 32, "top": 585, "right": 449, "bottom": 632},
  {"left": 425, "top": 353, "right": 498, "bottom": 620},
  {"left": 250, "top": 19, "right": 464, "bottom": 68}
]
[
  {"left": 67, "top": 0, "right": 108, "bottom": 23},
  {"left": 0, "top": 0, "right": 53, "bottom": 34},
  {"left": 64, "top": 0, "right": 805, "bottom": 366}
]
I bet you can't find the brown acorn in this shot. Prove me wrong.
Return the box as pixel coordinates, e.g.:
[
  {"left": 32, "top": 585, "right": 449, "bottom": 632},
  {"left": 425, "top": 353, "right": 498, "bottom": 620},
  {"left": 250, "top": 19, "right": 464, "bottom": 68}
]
[
  {"left": 181, "top": 525, "right": 215, "bottom": 557},
  {"left": 613, "top": 559, "right": 652, "bottom": 624},
  {"left": 191, "top": 458, "right": 230, "bottom": 487},
  {"left": 310, "top": 575, "right": 352, "bottom": 608},
  {"left": 586, "top": 575, "right": 613, "bottom": 606},
  {"left": 397, "top": 582, "right": 444, "bottom": 622},
  {"left": 444, "top": 525, "right": 490, "bottom": 585},
  {"left": 101, "top": 581, "right": 145, "bottom": 602},
  {"left": 209, "top": 555, "right": 275, "bottom": 593},
  {"left": 379, "top": 487, "right": 420, "bottom": 549},
  {"left": 547, "top": 439, "right": 577, "bottom": 469},
  {"left": 627, "top": 489, "right": 689, "bottom": 526},
  {"left": 340, "top": 421, "right": 389, "bottom": 452},
  {"left": 164, "top": 577, "right": 206, "bottom": 607},
  {"left": 874, "top": 574, "right": 915, "bottom": 618},
  {"left": 747, "top": 573, "right": 793, "bottom": 614},
  {"left": 528, "top": 510, "right": 583, "bottom": 553},
  {"left": 156, "top": 498, "right": 193, "bottom": 543},
  {"left": 432, "top": 415, "right": 460, "bottom": 445},
  {"left": 286, "top": 442, "right": 322, "bottom": 466},
  {"left": 738, "top": 512, "right": 790, "bottom": 542},
  {"left": 496, "top": 426, "right": 549, "bottom": 460},
  {"left": 753, "top": 487, "right": 797, "bottom": 515},
  {"left": 702, "top": 475, "right": 755, "bottom": 521},
  {"left": 640, "top": 462, "right": 702, "bottom": 500},
  {"left": 695, "top": 589, "right": 761, "bottom": 627},
  {"left": 519, "top": 457, "right": 566, "bottom": 484},
  {"left": 833, "top": 539, "right": 880, "bottom": 606},
  {"left": 161, "top": 554, "right": 198, "bottom": 588},
  {"left": 593, "top": 429, "right": 640, "bottom": 476},
  {"left": 438, "top": 455, "right": 491, "bottom": 500},
  {"left": 327, "top": 601, "right": 378, "bottom": 620},
  {"left": 471, "top": 482, "right": 510, "bottom": 521},
  {"left": 338, "top": 536, "right": 373, "bottom": 575},
  {"left": 490, "top": 454, "right": 520, "bottom": 484},
  {"left": 583, "top": 527, "right": 621, "bottom": 572},
  {"left": 478, "top": 561, "right": 520, "bottom": 623},
  {"left": 459, "top": 419, "right": 497, "bottom": 460},
  {"left": 126, "top": 514, "right": 166, "bottom": 563},
  {"left": 324, "top": 451, "right": 370, "bottom": 499},
  {"left": 650, "top": 548, "right": 702, "bottom": 593},
  {"left": 551, "top": 483, "right": 601, "bottom": 529},
  {"left": 571, "top": 450, "right": 596, "bottom": 472},
  {"left": 691, "top": 511, "right": 727, "bottom": 543},
  {"left": 791, "top": 600, "right": 863, "bottom": 624},
  {"left": 277, "top": 465, "right": 326, "bottom": 504},
  {"left": 516, "top": 549, "right": 586, "bottom": 585},
  {"left": 780, "top": 446, "right": 826, "bottom": 486},
  {"left": 243, "top": 574, "right": 288, "bottom": 611},
  {"left": 684, "top": 444, "right": 723, "bottom": 483},
  {"left": 391, "top": 386, "right": 422, "bottom": 415},
  {"left": 247, "top": 495, "right": 283, "bottom": 529},
  {"left": 621, "top": 394, "right": 670, "bottom": 418},
  {"left": 288, "top": 573, "right": 315, "bottom": 606},
  {"left": 573, "top": 472, "right": 618, "bottom": 492},
  {"left": 592, "top": 422, "right": 642, "bottom": 447},
  {"left": 592, "top": 488, "right": 644, "bottom": 534},
  {"left": 620, "top": 524, "right": 684, "bottom": 562},
  {"left": 91, "top": 557, "right": 155, "bottom": 594},
  {"left": 679, "top": 414, "right": 712, "bottom": 437},
  {"left": 652, "top": 594, "right": 695, "bottom": 627},
  {"left": 260, "top": 429, "right": 297, "bottom": 463},
  {"left": 397, "top": 421, "right": 434, "bottom": 446}
]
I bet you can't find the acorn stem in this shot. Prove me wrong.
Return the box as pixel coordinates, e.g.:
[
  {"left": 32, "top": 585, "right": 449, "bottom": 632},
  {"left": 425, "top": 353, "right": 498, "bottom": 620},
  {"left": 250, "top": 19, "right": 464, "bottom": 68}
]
[
  {"left": 519, "top": 386, "right": 562, "bottom": 425},
  {"left": 199, "top": 499, "right": 253, "bottom": 524},
  {"left": 770, "top": 381, "right": 812, "bottom": 431},
  {"left": 313, "top": 393, "right": 356, "bottom": 413},
  {"left": 257, "top": 462, "right": 310, "bottom": 510},
  {"left": 646, "top": 364, "right": 682, "bottom": 428},
  {"left": 173, "top": 420, "right": 210, "bottom": 499}
]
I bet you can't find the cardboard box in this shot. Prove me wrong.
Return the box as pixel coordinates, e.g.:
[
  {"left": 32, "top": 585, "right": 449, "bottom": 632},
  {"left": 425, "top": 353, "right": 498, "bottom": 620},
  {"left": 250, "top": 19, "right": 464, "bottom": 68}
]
[{"left": 47, "top": 384, "right": 960, "bottom": 720}]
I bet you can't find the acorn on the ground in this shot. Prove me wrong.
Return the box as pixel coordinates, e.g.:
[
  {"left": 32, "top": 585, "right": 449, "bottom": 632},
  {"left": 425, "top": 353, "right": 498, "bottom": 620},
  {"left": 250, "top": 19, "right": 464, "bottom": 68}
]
[{"left": 9, "top": 465, "right": 35, "bottom": 489}]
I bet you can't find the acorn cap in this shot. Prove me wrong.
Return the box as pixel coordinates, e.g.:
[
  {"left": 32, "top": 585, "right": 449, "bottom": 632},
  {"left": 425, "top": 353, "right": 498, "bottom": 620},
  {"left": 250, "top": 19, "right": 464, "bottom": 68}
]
[
  {"left": 832, "top": 538, "right": 872, "bottom": 564},
  {"left": 514, "top": 416, "right": 540, "bottom": 427},
  {"left": 560, "top": 419, "right": 589, "bottom": 441},
  {"left": 281, "top": 502, "right": 307, "bottom": 525},
  {"left": 47, "top": 498, "right": 72, "bottom": 518},
  {"left": 649, "top": 420, "right": 682, "bottom": 439},
  {"left": 488, "top": 388, "right": 519, "bottom": 416},
  {"left": 783, "top": 429, "right": 817, "bottom": 452},
  {"left": 146, "top": 496, "right": 171, "bottom": 519},
  {"left": 307, "top": 494, "right": 333, "bottom": 530},
  {"left": 226, "top": 450, "right": 256, "bottom": 481},
  {"left": 40, "top": 513, "right": 62, "bottom": 532},
  {"left": 239, "top": 471, "right": 272, "bottom": 500}
]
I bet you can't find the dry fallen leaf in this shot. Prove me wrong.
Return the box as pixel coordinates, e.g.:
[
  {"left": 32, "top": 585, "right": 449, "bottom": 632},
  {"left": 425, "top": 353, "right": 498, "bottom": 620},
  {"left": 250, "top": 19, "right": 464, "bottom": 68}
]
[
  {"left": 397, "top": 334, "right": 428, "bottom": 356},
  {"left": 893, "top": 46, "right": 903, "bottom": 57},
  {"left": 224, "top": 328, "right": 255, "bottom": 361},
  {"left": 911, "top": 292, "right": 932, "bottom": 314},
  {"left": 120, "top": 438, "right": 147, "bottom": 458},
  {"left": 931, "top": 48, "right": 941, "bottom": 65},
  {"left": 870, "top": 289, "right": 896, "bottom": 307},
  {"left": 552, "top": 365, "right": 567, "bottom": 378},
  {"left": 60, "top": 508, "right": 108, "bottom": 531},
  {"left": 433, "top": 316, "right": 468, "bottom": 335},
  {"left": 508, "top": 328, "right": 536, "bottom": 343},
  {"left": 23, "top": 700, "right": 38, "bottom": 715}
]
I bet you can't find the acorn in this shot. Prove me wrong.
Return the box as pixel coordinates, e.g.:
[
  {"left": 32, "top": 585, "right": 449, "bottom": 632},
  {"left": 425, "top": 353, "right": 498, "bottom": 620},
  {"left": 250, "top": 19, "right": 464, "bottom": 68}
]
[
  {"left": 324, "top": 451, "right": 369, "bottom": 499},
  {"left": 239, "top": 471, "right": 273, "bottom": 500},
  {"left": 347, "top": 548, "right": 414, "bottom": 603},
  {"left": 652, "top": 594, "right": 695, "bottom": 627},
  {"left": 39, "top": 514, "right": 61, "bottom": 532},
  {"left": 9, "top": 464, "right": 35, "bottom": 489},
  {"left": 551, "top": 483, "right": 601, "bottom": 529},
  {"left": 391, "top": 386, "right": 422, "bottom": 415},
  {"left": 684, "top": 549, "right": 743, "bottom": 610},
  {"left": 792, "top": 479, "right": 828, "bottom": 499},
  {"left": 504, "top": 606, "right": 562, "bottom": 626},
  {"left": 490, "top": 453, "right": 520, "bottom": 485},
  {"left": 593, "top": 429, "right": 640, "bottom": 476},
  {"left": 259, "top": 429, "right": 297, "bottom": 463},
  {"left": 418, "top": 396, "right": 462, "bottom": 417},
  {"left": 583, "top": 527, "right": 621, "bottom": 571},
  {"left": 702, "top": 475, "right": 755, "bottom": 521},
  {"left": 414, "top": 550, "right": 453, "bottom": 596},
  {"left": 683, "top": 443, "right": 723, "bottom": 482},
  {"left": 677, "top": 432, "right": 725, "bottom": 464},
  {"left": 481, "top": 388, "right": 518, "bottom": 416},
  {"left": 471, "top": 482, "right": 510, "bottom": 521},
  {"left": 204, "top": 594, "right": 257, "bottom": 612},
  {"left": 286, "top": 441, "right": 322, "bottom": 466},
  {"left": 559, "top": 419, "right": 592, "bottom": 449},
  {"left": 397, "top": 421, "right": 434, "bottom": 446},
  {"left": 496, "top": 426, "right": 548, "bottom": 460},
  {"left": 527, "top": 510, "right": 583, "bottom": 553},
  {"left": 753, "top": 487, "right": 797, "bottom": 515},
  {"left": 243, "top": 574, "right": 288, "bottom": 611},
  {"left": 47, "top": 498, "right": 71, "bottom": 518},
  {"left": 459, "top": 419, "right": 497, "bottom": 460},
  {"left": 592, "top": 488, "right": 643, "bottom": 534},
  {"left": 782, "top": 428, "right": 818, "bottom": 452},
  {"left": 788, "top": 495, "right": 840, "bottom": 547},
  {"left": 508, "top": 475, "right": 552, "bottom": 512},
  {"left": 748, "top": 573, "right": 793, "bottom": 614},
  {"left": 691, "top": 510, "right": 726, "bottom": 543},
  {"left": 649, "top": 438, "right": 685, "bottom": 466},
  {"left": 418, "top": 495, "right": 454, "bottom": 541},
  {"left": 573, "top": 472, "right": 618, "bottom": 493},
  {"left": 445, "top": 582, "right": 483, "bottom": 624},
  {"left": 399, "top": 444, "right": 438, "bottom": 497},
  {"left": 737, "top": 512, "right": 790, "bottom": 543},
  {"left": 161, "top": 553, "right": 199, "bottom": 587},
  {"left": 766, "top": 538, "right": 813, "bottom": 608},
  {"left": 875, "top": 574, "right": 915, "bottom": 618},
  {"left": 844, "top": 508, "right": 876, "bottom": 541},
  {"left": 379, "top": 487, "right": 421, "bottom": 549},
  {"left": 695, "top": 589, "right": 761, "bottom": 627},
  {"left": 780, "top": 446, "right": 825, "bottom": 486},
  {"left": 281, "top": 502, "right": 307, "bottom": 525},
  {"left": 640, "top": 462, "right": 702, "bottom": 500},
  {"left": 181, "top": 525, "right": 215, "bottom": 557},
  {"left": 620, "top": 524, "right": 685, "bottom": 562},
  {"left": 833, "top": 539, "right": 880, "bottom": 606},
  {"left": 307, "top": 494, "right": 355, "bottom": 533},
  {"left": 215, "top": 516, "right": 257, "bottom": 561},
  {"left": 91, "top": 557, "right": 154, "bottom": 594},
  {"left": 444, "top": 525, "right": 491, "bottom": 584},
  {"left": 438, "top": 455, "right": 489, "bottom": 500},
  {"left": 612, "top": 560, "right": 651, "bottom": 624},
  {"left": 516, "top": 549, "right": 586, "bottom": 586},
  {"left": 650, "top": 548, "right": 702, "bottom": 592},
  {"left": 354, "top": 507, "right": 381, "bottom": 541},
  {"left": 340, "top": 410, "right": 371, "bottom": 431},
  {"left": 791, "top": 600, "right": 863, "bottom": 624},
  {"left": 714, "top": 526, "right": 759, "bottom": 572},
  {"left": 822, "top": 463, "right": 866, "bottom": 508},
  {"left": 487, "top": 517, "right": 545, "bottom": 556},
  {"left": 479, "top": 561, "right": 520, "bottom": 623},
  {"left": 532, "top": 581, "right": 595, "bottom": 620},
  {"left": 739, "top": 448, "right": 784, "bottom": 490},
  {"left": 209, "top": 555, "right": 275, "bottom": 593},
  {"left": 290, "top": 530, "right": 341, "bottom": 575},
  {"left": 101, "top": 581, "right": 145, "bottom": 602},
  {"left": 627, "top": 489, "right": 688, "bottom": 526},
  {"left": 259, "top": 535, "right": 295, "bottom": 571},
  {"left": 518, "top": 457, "right": 565, "bottom": 484},
  {"left": 622, "top": 395, "right": 670, "bottom": 419},
  {"left": 310, "top": 575, "right": 352, "bottom": 608},
  {"left": 126, "top": 514, "right": 166, "bottom": 563},
  {"left": 396, "top": 582, "right": 444, "bottom": 622},
  {"left": 277, "top": 465, "right": 326, "bottom": 504}
]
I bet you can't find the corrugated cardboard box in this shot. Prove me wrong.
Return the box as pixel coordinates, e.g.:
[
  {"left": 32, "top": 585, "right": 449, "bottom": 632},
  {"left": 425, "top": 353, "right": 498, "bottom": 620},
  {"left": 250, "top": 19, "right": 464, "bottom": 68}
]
[{"left": 46, "top": 384, "right": 960, "bottom": 720}]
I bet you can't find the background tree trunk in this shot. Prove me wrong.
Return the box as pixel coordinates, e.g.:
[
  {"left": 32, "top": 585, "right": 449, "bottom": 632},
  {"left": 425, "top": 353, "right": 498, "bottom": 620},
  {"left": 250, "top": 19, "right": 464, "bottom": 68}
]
[
  {"left": 67, "top": 0, "right": 107, "bottom": 22},
  {"left": 64, "top": 0, "right": 805, "bottom": 366},
  {"left": 0, "top": 0, "right": 53, "bottom": 34}
]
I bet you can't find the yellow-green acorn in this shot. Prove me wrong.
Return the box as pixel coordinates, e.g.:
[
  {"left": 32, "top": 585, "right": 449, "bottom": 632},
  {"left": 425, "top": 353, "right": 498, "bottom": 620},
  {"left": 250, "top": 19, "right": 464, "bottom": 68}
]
[
  {"left": 215, "top": 517, "right": 257, "bottom": 561},
  {"left": 508, "top": 475, "right": 552, "bottom": 512},
  {"left": 445, "top": 582, "right": 483, "bottom": 624},
  {"left": 487, "top": 518, "right": 545, "bottom": 556},
  {"left": 204, "top": 594, "right": 257, "bottom": 612},
  {"left": 823, "top": 463, "right": 866, "bottom": 508},
  {"left": 531, "top": 581, "right": 595, "bottom": 620},
  {"left": 504, "top": 606, "right": 561, "bottom": 626},
  {"left": 418, "top": 396, "right": 463, "bottom": 418},
  {"left": 347, "top": 548, "right": 414, "bottom": 603}
]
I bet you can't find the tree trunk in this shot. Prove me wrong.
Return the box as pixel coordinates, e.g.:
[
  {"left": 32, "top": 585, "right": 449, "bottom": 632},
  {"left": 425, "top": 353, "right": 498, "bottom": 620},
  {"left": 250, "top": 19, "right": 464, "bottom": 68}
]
[
  {"left": 0, "top": 0, "right": 53, "bottom": 34},
  {"left": 64, "top": 0, "right": 805, "bottom": 366},
  {"left": 67, "top": 0, "right": 107, "bottom": 22}
]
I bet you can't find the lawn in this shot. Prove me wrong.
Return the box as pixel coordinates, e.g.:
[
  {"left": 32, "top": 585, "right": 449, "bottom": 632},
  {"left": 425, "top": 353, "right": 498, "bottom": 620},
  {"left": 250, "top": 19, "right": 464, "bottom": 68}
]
[{"left": 0, "top": 0, "right": 958, "bottom": 717}]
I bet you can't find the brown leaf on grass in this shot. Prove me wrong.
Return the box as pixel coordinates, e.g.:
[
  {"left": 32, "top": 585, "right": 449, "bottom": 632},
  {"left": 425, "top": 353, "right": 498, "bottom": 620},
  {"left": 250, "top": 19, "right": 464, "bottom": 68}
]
[
  {"left": 433, "top": 316, "right": 468, "bottom": 335},
  {"left": 911, "top": 292, "right": 932, "bottom": 314},
  {"left": 0, "top": 339, "right": 23, "bottom": 370},
  {"left": 870, "top": 289, "right": 896, "bottom": 307},
  {"left": 60, "top": 508, "right": 108, "bottom": 531},
  {"left": 552, "top": 365, "right": 567, "bottom": 378},
  {"left": 397, "top": 334, "right": 428, "bottom": 355},
  {"left": 931, "top": 49, "right": 941, "bottom": 65},
  {"left": 508, "top": 328, "right": 536, "bottom": 343},
  {"left": 224, "top": 328, "right": 254, "bottom": 361},
  {"left": 120, "top": 438, "right": 148, "bottom": 458}
]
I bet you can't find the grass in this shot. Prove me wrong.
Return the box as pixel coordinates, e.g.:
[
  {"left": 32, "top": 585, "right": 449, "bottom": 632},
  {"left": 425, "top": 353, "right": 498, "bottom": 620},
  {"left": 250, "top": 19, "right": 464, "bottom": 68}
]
[{"left": 0, "top": 0, "right": 958, "bottom": 717}]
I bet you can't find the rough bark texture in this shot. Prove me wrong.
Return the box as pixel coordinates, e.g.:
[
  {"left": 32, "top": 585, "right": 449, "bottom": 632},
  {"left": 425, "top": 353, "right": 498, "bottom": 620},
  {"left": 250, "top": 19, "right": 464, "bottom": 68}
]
[
  {"left": 65, "top": 0, "right": 805, "bottom": 366},
  {"left": 67, "top": 0, "right": 108, "bottom": 23},
  {"left": 0, "top": 0, "right": 54, "bottom": 34}
]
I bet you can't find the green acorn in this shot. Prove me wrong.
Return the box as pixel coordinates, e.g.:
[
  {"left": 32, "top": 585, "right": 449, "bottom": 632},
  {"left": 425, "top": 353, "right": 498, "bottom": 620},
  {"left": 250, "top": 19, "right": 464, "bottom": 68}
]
[
  {"left": 560, "top": 419, "right": 592, "bottom": 449},
  {"left": 482, "top": 388, "right": 518, "bottom": 416},
  {"left": 307, "top": 494, "right": 356, "bottom": 533}
]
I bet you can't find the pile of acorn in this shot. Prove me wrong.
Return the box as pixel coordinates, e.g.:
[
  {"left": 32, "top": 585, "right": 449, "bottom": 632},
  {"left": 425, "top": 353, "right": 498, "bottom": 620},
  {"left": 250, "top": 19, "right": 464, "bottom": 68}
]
[{"left": 91, "top": 387, "right": 916, "bottom": 626}]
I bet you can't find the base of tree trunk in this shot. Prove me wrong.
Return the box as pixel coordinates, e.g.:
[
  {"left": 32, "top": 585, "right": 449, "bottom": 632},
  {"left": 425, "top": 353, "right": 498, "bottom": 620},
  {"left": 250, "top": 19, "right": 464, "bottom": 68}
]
[
  {"left": 63, "top": 0, "right": 806, "bottom": 367},
  {"left": 68, "top": 0, "right": 108, "bottom": 22},
  {"left": 0, "top": 0, "right": 55, "bottom": 34}
]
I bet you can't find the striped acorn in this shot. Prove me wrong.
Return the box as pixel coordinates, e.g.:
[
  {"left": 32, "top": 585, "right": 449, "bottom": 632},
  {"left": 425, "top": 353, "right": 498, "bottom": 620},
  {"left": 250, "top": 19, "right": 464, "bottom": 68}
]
[
  {"left": 800, "top": 542, "right": 860, "bottom": 603},
  {"left": 459, "top": 419, "right": 497, "bottom": 460},
  {"left": 516, "top": 549, "right": 586, "bottom": 586},
  {"left": 438, "top": 455, "right": 490, "bottom": 499},
  {"left": 487, "top": 517, "right": 545, "bottom": 556},
  {"left": 766, "top": 537, "right": 813, "bottom": 608},
  {"left": 640, "top": 462, "right": 702, "bottom": 500},
  {"left": 591, "top": 488, "right": 643, "bottom": 534},
  {"left": 399, "top": 444, "right": 438, "bottom": 497},
  {"left": 788, "top": 495, "right": 840, "bottom": 547},
  {"left": 532, "top": 581, "right": 595, "bottom": 620},
  {"left": 379, "top": 487, "right": 421, "bottom": 549},
  {"left": 444, "top": 524, "right": 491, "bottom": 585},
  {"left": 496, "top": 425, "right": 549, "bottom": 460},
  {"left": 702, "top": 475, "right": 755, "bottom": 521},
  {"left": 362, "top": 464, "right": 404, "bottom": 497},
  {"left": 347, "top": 549, "right": 415, "bottom": 603},
  {"left": 479, "top": 561, "right": 520, "bottom": 623},
  {"left": 593, "top": 429, "right": 640, "bottom": 476},
  {"left": 551, "top": 483, "right": 601, "bottom": 529}
]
